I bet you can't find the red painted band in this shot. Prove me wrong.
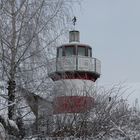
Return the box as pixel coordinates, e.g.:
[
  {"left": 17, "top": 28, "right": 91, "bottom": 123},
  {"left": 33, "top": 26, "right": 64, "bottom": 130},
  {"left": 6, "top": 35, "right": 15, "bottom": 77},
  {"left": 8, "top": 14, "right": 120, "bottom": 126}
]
[{"left": 53, "top": 96, "right": 94, "bottom": 114}]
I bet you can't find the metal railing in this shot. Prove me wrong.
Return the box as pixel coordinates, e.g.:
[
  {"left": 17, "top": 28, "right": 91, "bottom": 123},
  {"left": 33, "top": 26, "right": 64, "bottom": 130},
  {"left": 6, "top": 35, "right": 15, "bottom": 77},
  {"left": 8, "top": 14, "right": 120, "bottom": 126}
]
[
  {"left": 23, "top": 136, "right": 94, "bottom": 140},
  {"left": 47, "top": 56, "right": 101, "bottom": 75}
]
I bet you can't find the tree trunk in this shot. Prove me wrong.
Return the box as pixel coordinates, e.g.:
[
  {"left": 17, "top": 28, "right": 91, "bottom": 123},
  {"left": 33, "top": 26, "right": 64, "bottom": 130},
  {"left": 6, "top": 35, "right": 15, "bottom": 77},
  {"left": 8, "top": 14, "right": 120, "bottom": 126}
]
[
  {"left": 8, "top": 80, "right": 16, "bottom": 120},
  {"left": 8, "top": 0, "right": 17, "bottom": 120}
]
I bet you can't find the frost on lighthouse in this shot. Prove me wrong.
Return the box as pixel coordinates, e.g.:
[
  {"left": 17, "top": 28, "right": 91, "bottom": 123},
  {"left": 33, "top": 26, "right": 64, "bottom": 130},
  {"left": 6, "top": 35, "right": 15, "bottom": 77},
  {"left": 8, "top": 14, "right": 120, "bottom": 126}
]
[{"left": 47, "top": 17, "right": 101, "bottom": 114}]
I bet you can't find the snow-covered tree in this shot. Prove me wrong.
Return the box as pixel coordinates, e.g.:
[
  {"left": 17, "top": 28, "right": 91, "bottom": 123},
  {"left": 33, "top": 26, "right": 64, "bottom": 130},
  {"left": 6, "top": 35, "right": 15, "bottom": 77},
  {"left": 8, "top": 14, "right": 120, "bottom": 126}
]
[
  {"left": 0, "top": 0, "right": 79, "bottom": 137},
  {"left": 34, "top": 85, "right": 139, "bottom": 140}
]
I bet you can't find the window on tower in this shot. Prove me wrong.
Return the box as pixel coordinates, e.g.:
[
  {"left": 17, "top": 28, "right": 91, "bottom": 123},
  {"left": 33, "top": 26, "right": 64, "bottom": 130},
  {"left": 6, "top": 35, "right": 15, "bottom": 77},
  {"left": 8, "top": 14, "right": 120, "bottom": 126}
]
[
  {"left": 65, "top": 46, "right": 75, "bottom": 56},
  {"left": 78, "top": 46, "right": 86, "bottom": 56}
]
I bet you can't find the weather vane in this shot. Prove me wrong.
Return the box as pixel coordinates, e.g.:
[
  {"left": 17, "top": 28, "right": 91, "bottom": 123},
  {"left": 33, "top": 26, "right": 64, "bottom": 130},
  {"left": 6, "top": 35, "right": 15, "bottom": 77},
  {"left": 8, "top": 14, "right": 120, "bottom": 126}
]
[{"left": 72, "top": 16, "right": 77, "bottom": 26}]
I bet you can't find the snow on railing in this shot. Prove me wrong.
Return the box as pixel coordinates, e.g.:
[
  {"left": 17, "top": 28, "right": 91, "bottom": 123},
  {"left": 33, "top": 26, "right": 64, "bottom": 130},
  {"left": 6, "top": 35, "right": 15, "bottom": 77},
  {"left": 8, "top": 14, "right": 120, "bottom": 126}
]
[
  {"left": 47, "top": 56, "right": 101, "bottom": 75},
  {"left": 23, "top": 136, "right": 94, "bottom": 140}
]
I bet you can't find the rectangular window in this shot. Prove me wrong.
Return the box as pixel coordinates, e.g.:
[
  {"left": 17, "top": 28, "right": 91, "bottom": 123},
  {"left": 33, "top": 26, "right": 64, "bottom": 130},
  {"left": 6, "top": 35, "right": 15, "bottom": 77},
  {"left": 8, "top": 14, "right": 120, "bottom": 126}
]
[
  {"left": 78, "top": 46, "right": 85, "bottom": 56},
  {"left": 65, "top": 46, "right": 74, "bottom": 56}
]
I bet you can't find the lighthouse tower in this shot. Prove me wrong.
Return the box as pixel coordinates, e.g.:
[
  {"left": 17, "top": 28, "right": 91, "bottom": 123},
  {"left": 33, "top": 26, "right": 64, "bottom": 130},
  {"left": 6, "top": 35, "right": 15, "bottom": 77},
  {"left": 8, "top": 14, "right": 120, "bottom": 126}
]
[{"left": 47, "top": 30, "right": 101, "bottom": 115}]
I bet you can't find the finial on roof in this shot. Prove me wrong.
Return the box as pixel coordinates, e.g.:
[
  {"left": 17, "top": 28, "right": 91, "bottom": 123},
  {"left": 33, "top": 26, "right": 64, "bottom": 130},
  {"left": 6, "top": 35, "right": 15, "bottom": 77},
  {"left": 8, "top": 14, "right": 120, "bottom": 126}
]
[{"left": 72, "top": 16, "right": 77, "bottom": 26}]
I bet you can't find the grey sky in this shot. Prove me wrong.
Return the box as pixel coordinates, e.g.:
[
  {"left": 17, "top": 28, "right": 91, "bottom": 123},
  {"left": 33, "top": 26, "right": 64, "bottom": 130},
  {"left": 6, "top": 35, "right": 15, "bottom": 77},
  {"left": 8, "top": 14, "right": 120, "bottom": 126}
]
[{"left": 74, "top": 0, "right": 140, "bottom": 104}]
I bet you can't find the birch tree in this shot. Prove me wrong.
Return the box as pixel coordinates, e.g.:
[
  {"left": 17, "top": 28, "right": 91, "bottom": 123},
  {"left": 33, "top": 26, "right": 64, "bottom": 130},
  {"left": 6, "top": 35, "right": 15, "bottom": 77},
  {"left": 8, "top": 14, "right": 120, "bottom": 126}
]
[{"left": 0, "top": 0, "right": 77, "bottom": 129}]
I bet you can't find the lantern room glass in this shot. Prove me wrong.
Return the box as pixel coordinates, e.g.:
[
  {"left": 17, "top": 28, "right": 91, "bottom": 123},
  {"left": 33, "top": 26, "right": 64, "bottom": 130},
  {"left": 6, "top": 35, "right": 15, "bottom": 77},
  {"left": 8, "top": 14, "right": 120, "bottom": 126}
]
[
  {"left": 65, "top": 46, "right": 74, "bottom": 56},
  {"left": 78, "top": 46, "right": 85, "bottom": 56}
]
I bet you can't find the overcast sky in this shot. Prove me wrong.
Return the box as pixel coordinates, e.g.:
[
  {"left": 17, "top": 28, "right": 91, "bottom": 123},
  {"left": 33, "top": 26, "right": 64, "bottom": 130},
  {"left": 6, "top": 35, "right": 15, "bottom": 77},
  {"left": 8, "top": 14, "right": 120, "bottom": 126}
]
[{"left": 74, "top": 0, "right": 140, "bottom": 105}]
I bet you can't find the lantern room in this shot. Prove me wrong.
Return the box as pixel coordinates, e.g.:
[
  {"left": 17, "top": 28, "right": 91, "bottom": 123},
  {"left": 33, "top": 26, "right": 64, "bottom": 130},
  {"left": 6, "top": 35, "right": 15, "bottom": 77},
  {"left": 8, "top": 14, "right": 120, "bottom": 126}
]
[
  {"left": 47, "top": 30, "right": 101, "bottom": 82},
  {"left": 57, "top": 43, "right": 92, "bottom": 57},
  {"left": 57, "top": 31, "right": 92, "bottom": 57}
]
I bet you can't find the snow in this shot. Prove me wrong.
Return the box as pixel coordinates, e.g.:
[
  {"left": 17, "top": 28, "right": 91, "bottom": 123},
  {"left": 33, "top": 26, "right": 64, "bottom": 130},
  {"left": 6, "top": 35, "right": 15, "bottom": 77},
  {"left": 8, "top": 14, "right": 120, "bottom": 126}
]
[
  {"left": 53, "top": 79, "right": 96, "bottom": 97},
  {"left": 9, "top": 120, "right": 19, "bottom": 131},
  {"left": 0, "top": 123, "right": 5, "bottom": 140},
  {"left": 0, "top": 115, "right": 19, "bottom": 131},
  {"left": 58, "top": 42, "right": 91, "bottom": 48},
  {"left": 1, "top": 114, "right": 8, "bottom": 126},
  {"left": 23, "top": 137, "right": 133, "bottom": 140}
]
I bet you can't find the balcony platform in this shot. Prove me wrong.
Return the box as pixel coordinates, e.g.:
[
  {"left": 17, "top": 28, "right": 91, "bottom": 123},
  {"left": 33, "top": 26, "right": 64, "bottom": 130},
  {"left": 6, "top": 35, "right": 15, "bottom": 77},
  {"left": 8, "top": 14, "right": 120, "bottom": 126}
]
[{"left": 47, "top": 56, "right": 101, "bottom": 81}]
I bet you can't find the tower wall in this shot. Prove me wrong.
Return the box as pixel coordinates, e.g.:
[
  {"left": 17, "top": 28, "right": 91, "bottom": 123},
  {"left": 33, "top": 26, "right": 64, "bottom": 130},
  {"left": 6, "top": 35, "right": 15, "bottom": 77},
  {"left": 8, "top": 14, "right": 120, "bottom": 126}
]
[
  {"left": 52, "top": 79, "right": 95, "bottom": 114},
  {"left": 52, "top": 79, "right": 95, "bottom": 97}
]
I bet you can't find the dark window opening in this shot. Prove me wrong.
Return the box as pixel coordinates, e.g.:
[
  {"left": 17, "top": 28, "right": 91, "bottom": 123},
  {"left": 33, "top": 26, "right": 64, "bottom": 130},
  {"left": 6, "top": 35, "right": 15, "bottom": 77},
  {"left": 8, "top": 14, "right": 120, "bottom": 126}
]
[
  {"left": 78, "top": 46, "right": 86, "bottom": 56},
  {"left": 65, "top": 46, "right": 75, "bottom": 56}
]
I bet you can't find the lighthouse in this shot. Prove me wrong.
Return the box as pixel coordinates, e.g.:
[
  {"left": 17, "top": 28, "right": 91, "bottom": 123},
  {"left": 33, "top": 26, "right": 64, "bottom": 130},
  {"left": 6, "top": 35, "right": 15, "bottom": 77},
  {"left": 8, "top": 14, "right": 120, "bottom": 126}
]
[{"left": 47, "top": 30, "right": 101, "bottom": 115}]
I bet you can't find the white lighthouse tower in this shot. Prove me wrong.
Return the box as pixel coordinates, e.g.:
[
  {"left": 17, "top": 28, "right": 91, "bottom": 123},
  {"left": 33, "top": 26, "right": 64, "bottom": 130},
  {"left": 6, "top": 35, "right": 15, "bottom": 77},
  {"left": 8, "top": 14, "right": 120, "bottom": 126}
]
[{"left": 47, "top": 30, "right": 101, "bottom": 115}]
